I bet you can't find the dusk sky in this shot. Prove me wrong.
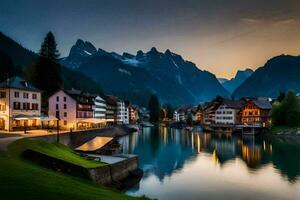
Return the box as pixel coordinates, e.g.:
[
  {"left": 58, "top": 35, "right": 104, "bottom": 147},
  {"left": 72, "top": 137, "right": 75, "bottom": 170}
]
[{"left": 1, "top": 0, "right": 300, "bottom": 78}]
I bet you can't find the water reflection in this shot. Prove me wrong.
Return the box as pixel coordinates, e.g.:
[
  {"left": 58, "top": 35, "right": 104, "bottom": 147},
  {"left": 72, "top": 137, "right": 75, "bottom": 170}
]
[{"left": 119, "top": 127, "right": 300, "bottom": 200}]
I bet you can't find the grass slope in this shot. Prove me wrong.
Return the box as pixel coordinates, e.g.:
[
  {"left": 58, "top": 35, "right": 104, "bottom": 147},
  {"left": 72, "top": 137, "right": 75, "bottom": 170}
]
[
  {"left": 269, "top": 126, "right": 300, "bottom": 134},
  {"left": 8, "top": 138, "right": 106, "bottom": 168},
  {"left": 0, "top": 153, "right": 148, "bottom": 200}
]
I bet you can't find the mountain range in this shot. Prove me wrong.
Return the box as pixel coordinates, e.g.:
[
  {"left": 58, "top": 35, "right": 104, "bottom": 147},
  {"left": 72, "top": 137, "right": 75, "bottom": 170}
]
[
  {"left": 1, "top": 32, "right": 300, "bottom": 105},
  {"left": 233, "top": 55, "right": 300, "bottom": 98},
  {"left": 0, "top": 32, "right": 102, "bottom": 94},
  {"left": 61, "top": 39, "right": 229, "bottom": 106},
  {"left": 219, "top": 69, "right": 253, "bottom": 94}
]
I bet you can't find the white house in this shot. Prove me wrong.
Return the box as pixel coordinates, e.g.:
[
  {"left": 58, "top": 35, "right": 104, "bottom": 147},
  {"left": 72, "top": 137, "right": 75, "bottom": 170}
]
[
  {"left": 0, "top": 76, "right": 42, "bottom": 131},
  {"left": 94, "top": 96, "right": 106, "bottom": 119},
  {"left": 48, "top": 89, "right": 95, "bottom": 130},
  {"left": 215, "top": 100, "right": 244, "bottom": 125},
  {"left": 116, "top": 99, "right": 129, "bottom": 124}
]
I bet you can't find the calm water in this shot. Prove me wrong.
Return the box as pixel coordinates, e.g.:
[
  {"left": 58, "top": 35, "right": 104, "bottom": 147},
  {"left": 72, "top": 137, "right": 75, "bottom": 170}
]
[{"left": 118, "top": 127, "right": 300, "bottom": 200}]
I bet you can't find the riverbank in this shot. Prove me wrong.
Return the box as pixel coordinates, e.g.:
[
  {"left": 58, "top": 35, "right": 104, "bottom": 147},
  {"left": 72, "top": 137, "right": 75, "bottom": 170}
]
[
  {"left": 266, "top": 126, "right": 300, "bottom": 142},
  {"left": 0, "top": 138, "right": 149, "bottom": 200}
]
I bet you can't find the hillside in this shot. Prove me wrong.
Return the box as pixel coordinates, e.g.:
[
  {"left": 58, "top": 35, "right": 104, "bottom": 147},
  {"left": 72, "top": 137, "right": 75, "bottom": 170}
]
[{"left": 233, "top": 55, "right": 300, "bottom": 98}]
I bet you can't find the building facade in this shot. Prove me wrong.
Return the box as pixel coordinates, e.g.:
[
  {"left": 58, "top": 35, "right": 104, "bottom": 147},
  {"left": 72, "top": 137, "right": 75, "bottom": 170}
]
[
  {"left": 48, "top": 89, "right": 94, "bottom": 130},
  {"left": 241, "top": 98, "right": 272, "bottom": 128},
  {"left": 94, "top": 96, "right": 106, "bottom": 119},
  {"left": 117, "top": 99, "right": 129, "bottom": 124},
  {"left": 215, "top": 100, "right": 244, "bottom": 125},
  {"left": 104, "top": 95, "right": 117, "bottom": 125},
  {"left": 0, "top": 77, "right": 42, "bottom": 131}
]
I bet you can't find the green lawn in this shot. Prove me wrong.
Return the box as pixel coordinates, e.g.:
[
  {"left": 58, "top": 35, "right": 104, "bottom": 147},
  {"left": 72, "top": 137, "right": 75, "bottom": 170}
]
[
  {"left": 8, "top": 138, "right": 106, "bottom": 168},
  {"left": 0, "top": 138, "right": 150, "bottom": 200},
  {"left": 269, "top": 125, "right": 300, "bottom": 134},
  {"left": 0, "top": 153, "right": 149, "bottom": 200}
]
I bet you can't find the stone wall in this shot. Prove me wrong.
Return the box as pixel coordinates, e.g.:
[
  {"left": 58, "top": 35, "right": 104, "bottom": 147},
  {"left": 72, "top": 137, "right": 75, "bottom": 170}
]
[
  {"left": 88, "top": 156, "right": 139, "bottom": 185},
  {"left": 22, "top": 149, "right": 139, "bottom": 186}
]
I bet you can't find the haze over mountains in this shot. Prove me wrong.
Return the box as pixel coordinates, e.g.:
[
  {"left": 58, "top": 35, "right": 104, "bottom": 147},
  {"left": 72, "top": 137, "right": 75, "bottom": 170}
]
[
  {"left": 219, "top": 69, "right": 253, "bottom": 94},
  {"left": 1, "top": 32, "right": 300, "bottom": 106}
]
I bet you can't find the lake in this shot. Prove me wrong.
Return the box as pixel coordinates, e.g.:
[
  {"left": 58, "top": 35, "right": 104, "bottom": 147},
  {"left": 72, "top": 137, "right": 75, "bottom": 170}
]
[{"left": 118, "top": 127, "right": 300, "bottom": 200}]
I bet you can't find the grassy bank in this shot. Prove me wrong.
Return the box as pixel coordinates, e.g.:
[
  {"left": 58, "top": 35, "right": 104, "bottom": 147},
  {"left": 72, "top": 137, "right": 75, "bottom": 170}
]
[
  {"left": 269, "top": 126, "right": 300, "bottom": 134},
  {"left": 8, "top": 138, "right": 106, "bottom": 168},
  {"left": 0, "top": 139, "right": 150, "bottom": 200}
]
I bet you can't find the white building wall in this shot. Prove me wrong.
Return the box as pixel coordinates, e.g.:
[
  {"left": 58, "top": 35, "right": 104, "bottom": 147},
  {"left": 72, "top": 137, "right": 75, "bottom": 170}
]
[
  {"left": 117, "top": 100, "right": 126, "bottom": 124},
  {"left": 48, "top": 90, "right": 77, "bottom": 129},
  {"left": 94, "top": 96, "right": 106, "bottom": 119},
  {"left": 0, "top": 88, "right": 41, "bottom": 131},
  {"left": 215, "top": 105, "right": 239, "bottom": 124}
]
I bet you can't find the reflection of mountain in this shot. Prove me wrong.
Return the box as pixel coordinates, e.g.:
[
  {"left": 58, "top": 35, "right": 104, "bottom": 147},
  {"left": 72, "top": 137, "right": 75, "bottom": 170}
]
[
  {"left": 270, "top": 139, "right": 300, "bottom": 182},
  {"left": 118, "top": 128, "right": 300, "bottom": 183},
  {"left": 119, "top": 128, "right": 196, "bottom": 181}
]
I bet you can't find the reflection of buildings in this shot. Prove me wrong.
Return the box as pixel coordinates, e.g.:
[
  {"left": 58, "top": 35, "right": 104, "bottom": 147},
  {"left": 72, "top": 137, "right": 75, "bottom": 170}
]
[{"left": 119, "top": 127, "right": 299, "bottom": 184}]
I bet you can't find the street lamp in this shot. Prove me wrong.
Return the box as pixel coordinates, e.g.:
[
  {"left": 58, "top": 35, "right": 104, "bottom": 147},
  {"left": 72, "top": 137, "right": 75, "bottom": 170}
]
[{"left": 56, "top": 118, "right": 60, "bottom": 143}]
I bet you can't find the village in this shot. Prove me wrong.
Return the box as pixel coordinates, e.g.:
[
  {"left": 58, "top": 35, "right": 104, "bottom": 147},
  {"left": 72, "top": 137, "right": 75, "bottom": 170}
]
[{"left": 0, "top": 75, "right": 274, "bottom": 136}]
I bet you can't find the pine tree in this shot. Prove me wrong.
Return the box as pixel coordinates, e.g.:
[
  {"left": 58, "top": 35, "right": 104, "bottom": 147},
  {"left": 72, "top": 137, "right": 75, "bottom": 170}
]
[
  {"left": 0, "top": 50, "right": 16, "bottom": 81},
  {"left": 39, "top": 32, "right": 60, "bottom": 61},
  {"left": 148, "top": 94, "right": 160, "bottom": 123},
  {"left": 25, "top": 32, "right": 62, "bottom": 109}
]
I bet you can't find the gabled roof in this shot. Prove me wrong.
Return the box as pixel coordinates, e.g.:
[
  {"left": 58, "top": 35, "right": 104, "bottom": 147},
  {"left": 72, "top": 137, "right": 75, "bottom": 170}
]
[
  {"left": 175, "top": 105, "right": 191, "bottom": 113},
  {"left": 0, "top": 76, "right": 41, "bottom": 92},
  {"left": 64, "top": 89, "right": 94, "bottom": 105},
  {"left": 253, "top": 99, "right": 272, "bottom": 110},
  {"left": 221, "top": 99, "right": 245, "bottom": 109}
]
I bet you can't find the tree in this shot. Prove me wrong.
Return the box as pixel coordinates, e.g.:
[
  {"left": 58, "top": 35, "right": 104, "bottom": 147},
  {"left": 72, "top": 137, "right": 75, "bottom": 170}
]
[
  {"left": 277, "top": 91, "right": 286, "bottom": 102},
  {"left": 25, "top": 32, "right": 62, "bottom": 108},
  {"left": 39, "top": 32, "right": 60, "bottom": 61},
  {"left": 165, "top": 104, "right": 174, "bottom": 119},
  {"left": 272, "top": 91, "right": 300, "bottom": 127},
  {"left": 0, "top": 50, "right": 16, "bottom": 81},
  {"left": 148, "top": 94, "right": 160, "bottom": 123}
]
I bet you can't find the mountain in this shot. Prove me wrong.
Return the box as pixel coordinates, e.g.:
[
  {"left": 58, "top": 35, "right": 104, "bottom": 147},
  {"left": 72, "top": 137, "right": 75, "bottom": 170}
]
[
  {"left": 221, "top": 68, "right": 253, "bottom": 93},
  {"left": 233, "top": 55, "right": 300, "bottom": 98},
  {"left": 218, "top": 78, "right": 228, "bottom": 84},
  {"left": 62, "top": 40, "right": 229, "bottom": 106},
  {"left": 0, "top": 32, "right": 102, "bottom": 94}
]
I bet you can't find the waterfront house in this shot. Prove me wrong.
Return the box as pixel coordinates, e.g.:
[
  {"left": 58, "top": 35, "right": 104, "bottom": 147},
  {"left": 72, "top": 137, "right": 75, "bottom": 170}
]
[
  {"left": 128, "top": 104, "right": 139, "bottom": 123},
  {"left": 190, "top": 105, "right": 203, "bottom": 124},
  {"left": 203, "top": 98, "right": 222, "bottom": 126},
  {"left": 0, "top": 76, "right": 42, "bottom": 131},
  {"left": 173, "top": 105, "right": 190, "bottom": 122},
  {"left": 93, "top": 95, "right": 107, "bottom": 127},
  {"left": 48, "top": 89, "right": 94, "bottom": 130},
  {"left": 240, "top": 98, "right": 272, "bottom": 128},
  {"left": 215, "top": 99, "right": 244, "bottom": 125},
  {"left": 104, "top": 95, "right": 118, "bottom": 125},
  {"left": 116, "top": 99, "right": 129, "bottom": 125}
]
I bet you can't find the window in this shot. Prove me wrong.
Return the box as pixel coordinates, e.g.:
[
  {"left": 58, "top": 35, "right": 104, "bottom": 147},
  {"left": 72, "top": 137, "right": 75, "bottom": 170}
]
[
  {"left": 23, "top": 93, "right": 29, "bottom": 99},
  {"left": 14, "top": 92, "right": 19, "bottom": 98},
  {"left": 23, "top": 103, "right": 30, "bottom": 110},
  {"left": 32, "top": 93, "right": 37, "bottom": 99},
  {"left": 0, "top": 92, "right": 6, "bottom": 98},
  {"left": 56, "top": 111, "right": 60, "bottom": 119},
  {"left": 64, "top": 120, "right": 67, "bottom": 126},
  {"left": 0, "top": 104, "right": 5, "bottom": 111},
  {"left": 64, "top": 97, "right": 67, "bottom": 102},
  {"left": 64, "top": 104, "right": 67, "bottom": 109},
  {"left": 56, "top": 104, "right": 59, "bottom": 110},
  {"left": 13, "top": 102, "right": 21, "bottom": 110},
  {"left": 56, "top": 96, "right": 59, "bottom": 102},
  {"left": 32, "top": 103, "right": 39, "bottom": 110},
  {"left": 64, "top": 112, "right": 67, "bottom": 117}
]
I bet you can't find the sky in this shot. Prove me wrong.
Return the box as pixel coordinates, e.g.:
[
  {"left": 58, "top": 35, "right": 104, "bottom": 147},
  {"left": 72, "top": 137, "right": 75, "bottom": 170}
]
[{"left": 1, "top": 0, "right": 300, "bottom": 79}]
